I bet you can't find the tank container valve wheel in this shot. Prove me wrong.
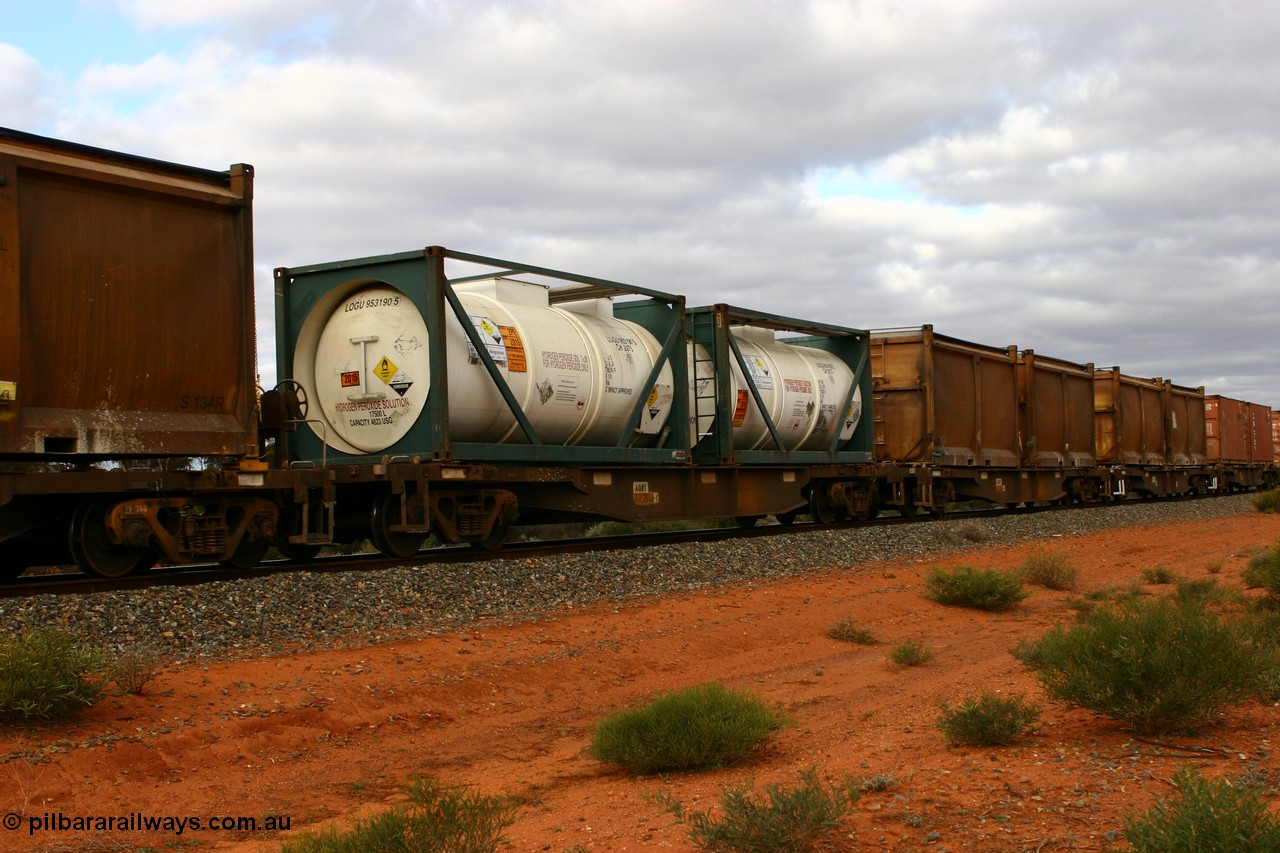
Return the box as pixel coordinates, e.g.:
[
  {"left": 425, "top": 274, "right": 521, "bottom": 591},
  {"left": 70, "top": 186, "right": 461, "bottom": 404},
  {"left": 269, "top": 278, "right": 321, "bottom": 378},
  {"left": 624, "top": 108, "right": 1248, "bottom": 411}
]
[{"left": 275, "top": 379, "right": 310, "bottom": 420}]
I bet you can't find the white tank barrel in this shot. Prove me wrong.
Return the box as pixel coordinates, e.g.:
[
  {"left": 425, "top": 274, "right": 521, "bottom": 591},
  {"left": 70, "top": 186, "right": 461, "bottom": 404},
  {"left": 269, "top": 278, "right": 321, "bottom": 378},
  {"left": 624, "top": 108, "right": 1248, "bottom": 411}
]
[
  {"left": 297, "top": 278, "right": 674, "bottom": 455},
  {"left": 689, "top": 327, "right": 862, "bottom": 451}
]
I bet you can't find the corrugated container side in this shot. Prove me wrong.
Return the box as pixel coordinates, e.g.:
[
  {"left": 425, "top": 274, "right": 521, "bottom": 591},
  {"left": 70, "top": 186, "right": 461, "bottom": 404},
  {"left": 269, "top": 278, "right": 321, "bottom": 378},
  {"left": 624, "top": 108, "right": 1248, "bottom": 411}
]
[
  {"left": 1093, "top": 369, "right": 1167, "bottom": 466},
  {"left": 1205, "top": 395, "right": 1251, "bottom": 463},
  {"left": 1272, "top": 411, "right": 1280, "bottom": 465},
  {"left": 1016, "top": 350, "right": 1096, "bottom": 467},
  {"left": 0, "top": 128, "right": 256, "bottom": 458},
  {"left": 1166, "top": 382, "right": 1207, "bottom": 465},
  {"left": 870, "top": 326, "right": 1020, "bottom": 466},
  {"left": 1248, "top": 403, "right": 1272, "bottom": 464}
]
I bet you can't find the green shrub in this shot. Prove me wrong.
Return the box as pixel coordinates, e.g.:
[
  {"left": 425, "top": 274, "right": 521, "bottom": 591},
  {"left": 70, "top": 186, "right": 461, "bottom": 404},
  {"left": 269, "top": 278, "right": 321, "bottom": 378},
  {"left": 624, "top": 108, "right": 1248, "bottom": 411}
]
[
  {"left": 1009, "top": 636, "right": 1044, "bottom": 668},
  {"left": 888, "top": 640, "right": 933, "bottom": 667},
  {"left": 589, "top": 683, "right": 786, "bottom": 773},
  {"left": 279, "top": 776, "right": 517, "bottom": 853},
  {"left": 0, "top": 627, "right": 107, "bottom": 721},
  {"left": 657, "top": 767, "right": 857, "bottom": 852},
  {"left": 1124, "top": 767, "right": 1280, "bottom": 851},
  {"left": 1019, "top": 549, "right": 1079, "bottom": 590},
  {"left": 1028, "top": 598, "right": 1274, "bottom": 736},
  {"left": 826, "top": 619, "right": 877, "bottom": 645},
  {"left": 1173, "top": 578, "right": 1235, "bottom": 607},
  {"left": 1244, "top": 541, "right": 1280, "bottom": 593},
  {"left": 1251, "top": 488, "right": 1280, "bottom": 514},
  {"left": 857, "top": 773, "right": 898, "bottom": 793},
  {"left": 938, "top": 693, "right": 1040, "bottom": 747},
  {"left": 1140, "top": 564, "right": 1179, "bottom": 585},
  {"left": 923, "top": 565, "right": 1028, "bottom": 611}
]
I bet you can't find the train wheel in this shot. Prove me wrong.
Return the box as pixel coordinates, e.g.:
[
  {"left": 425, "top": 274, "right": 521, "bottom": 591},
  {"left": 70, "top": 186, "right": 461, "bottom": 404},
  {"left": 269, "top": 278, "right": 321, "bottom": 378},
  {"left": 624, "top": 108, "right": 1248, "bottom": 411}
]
[
  {"left": 775, "top": 511, "right": 798, "bottom": 526},
  {"left": 67, "top": 499, "right": 156, "bottom": 578},
  {"left": 735, "top": 515, "right": 763, "bottom": 528},
  {"left": 472, "top": 516, "right": 512, "bottom": 552},
  {"left": 809, "top": 490, "right": 845, "bottom": 525},
  {"left": 221, "top": 537, "right": 270, "bottom": 569},
  {"left": 369, "top": 492, "right": 425, "bottom": 559}
]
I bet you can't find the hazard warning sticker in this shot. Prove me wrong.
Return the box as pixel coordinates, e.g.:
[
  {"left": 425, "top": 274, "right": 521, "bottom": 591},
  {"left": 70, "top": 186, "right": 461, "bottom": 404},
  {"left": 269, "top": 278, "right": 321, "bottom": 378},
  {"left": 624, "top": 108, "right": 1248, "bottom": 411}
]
[
  {"left": 731, "top": 390, "right": 750, "bottom": 427},
  {"left": 374, "top": 356, "right": 398, "bottom": 384},
  {"left": 374, "top": 356, "right": 414, "bottom": 397},
  {"left": 340, "top": 371, "right": 361, "bottom": 388},
  {"left": 465, "top": 315, "right": 509, "bottom": 365}
]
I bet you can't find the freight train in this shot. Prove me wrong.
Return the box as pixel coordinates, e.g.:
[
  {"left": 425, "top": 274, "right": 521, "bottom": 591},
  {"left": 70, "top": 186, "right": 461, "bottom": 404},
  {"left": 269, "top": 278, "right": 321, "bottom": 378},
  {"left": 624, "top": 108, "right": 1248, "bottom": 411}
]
[{"left": 1, "top": 128, "right": 1276, "bottom": 580}]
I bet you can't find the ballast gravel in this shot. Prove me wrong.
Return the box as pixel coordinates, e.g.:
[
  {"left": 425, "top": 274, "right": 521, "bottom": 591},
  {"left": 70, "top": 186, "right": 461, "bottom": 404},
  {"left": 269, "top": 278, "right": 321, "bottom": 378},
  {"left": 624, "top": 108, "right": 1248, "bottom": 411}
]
[{"left": 0, "top": 496, "right": 1262, "bottom": 660}]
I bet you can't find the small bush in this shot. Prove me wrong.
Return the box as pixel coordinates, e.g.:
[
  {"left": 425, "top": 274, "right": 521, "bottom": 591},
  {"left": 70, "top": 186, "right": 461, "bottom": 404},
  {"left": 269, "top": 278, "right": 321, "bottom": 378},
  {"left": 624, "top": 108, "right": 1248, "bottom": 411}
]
[
  {"left": 0, "top": 627, "right": 106, "bottom": 721},
  {"left": 923, "top": 565, "right": 1028, "bottom": 611},
  {"left": 1140, "top": 564, "right": 1179, "bottom": 585},
  {"left": 938, "top": 693, "right": 1040, "bottom": 747},
  {"left": 826, "top": 619, "right": 877, "bottom": 645},
  {"left": 1009, "top": 636, "right": 1044, "bottom": 668},
  {"left": 1019, "top": 549, "right": 1079, "bottom": 590},
  {"left": 109, "top": 647, "right": 162, "bottom": 696},
  {"left": 888, "top": 640, "right": 933, "bottom": 667},
  {"left": 1251, "top": 487, "right": 1280, "bottom": 514},
  {"left": 1028, "top": 598, "right": 1275, "bottom": 736},
  {"left": 657, "top": 767, "right": 857, "bottom": 852},
  {"left": 589, "top": 683, "right": 786, "bottom": 773},
  {"left": 1244, "top": 542, "right": 1280, "bottom": 593},
  {"left": 858, "top": 773, "right": 898, "bottom": 793},
  {"left": 1173, "top": 578, "right": 1235, "bottom": 607},
  {"left": 1124, "top": 767, "right": 1280, "bottom": 851},
  {"left": 279, "top": 776, "right": 517, "bottom": 853}
]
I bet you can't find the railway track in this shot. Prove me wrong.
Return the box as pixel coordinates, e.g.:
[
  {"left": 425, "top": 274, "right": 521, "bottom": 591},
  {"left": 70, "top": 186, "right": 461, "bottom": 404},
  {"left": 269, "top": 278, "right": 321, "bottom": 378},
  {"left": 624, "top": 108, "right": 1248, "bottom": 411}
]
[{"left": 0, "top": 494, "right": 1227, "bottom": 599}]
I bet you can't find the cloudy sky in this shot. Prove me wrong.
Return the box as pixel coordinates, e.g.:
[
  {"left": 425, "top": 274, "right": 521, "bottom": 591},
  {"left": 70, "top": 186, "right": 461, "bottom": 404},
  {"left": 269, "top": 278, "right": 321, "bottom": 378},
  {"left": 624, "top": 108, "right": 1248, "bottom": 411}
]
[{"left": 4, "top": 0, "right": 1278, "bottom": 404}]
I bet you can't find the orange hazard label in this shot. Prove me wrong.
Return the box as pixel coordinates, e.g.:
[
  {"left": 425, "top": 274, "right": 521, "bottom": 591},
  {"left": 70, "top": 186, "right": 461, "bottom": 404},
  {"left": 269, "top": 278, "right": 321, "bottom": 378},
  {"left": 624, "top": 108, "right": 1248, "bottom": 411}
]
[
  {"left": 731, "top": 390, "right": 749, "bottom": 427},
  {"left": 499, "top": 325, "right": 527, "bottom": 372},
  {"left": 340, "top": 371, "right": 360, "bottom": 387}
]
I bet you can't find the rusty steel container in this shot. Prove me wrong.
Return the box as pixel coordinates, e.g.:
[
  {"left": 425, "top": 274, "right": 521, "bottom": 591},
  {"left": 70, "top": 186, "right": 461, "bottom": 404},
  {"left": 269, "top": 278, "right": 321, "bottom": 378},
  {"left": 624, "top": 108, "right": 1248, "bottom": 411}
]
[
  {"left": 1092, "top": 369, "right": 1171, "bottom": 466},
  {"left": 1272, "top": 411, "right": 1280, "bottom": 465},
  {"left": 0, "top": 128, "right": 256, "bottom": 458},
  {"left": 1164, "top": 382, "right": 1208, "bottom": 466},
  {"left": 870, "top": 326, "right": 1020, "bottom": 467},
  {"left": 1016, "top": 350, "right": 1096, "bottom": 468},
  {"left": 1205, "top": 395, "right": 1272, "bottom": 464}
]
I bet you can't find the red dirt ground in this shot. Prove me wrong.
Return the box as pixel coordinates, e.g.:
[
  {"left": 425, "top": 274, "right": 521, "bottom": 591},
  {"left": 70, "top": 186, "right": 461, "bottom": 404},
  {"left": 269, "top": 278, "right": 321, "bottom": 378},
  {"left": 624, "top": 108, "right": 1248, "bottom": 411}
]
[{"left": 4, "top": 509, "right": 1280, "bottom": 852}]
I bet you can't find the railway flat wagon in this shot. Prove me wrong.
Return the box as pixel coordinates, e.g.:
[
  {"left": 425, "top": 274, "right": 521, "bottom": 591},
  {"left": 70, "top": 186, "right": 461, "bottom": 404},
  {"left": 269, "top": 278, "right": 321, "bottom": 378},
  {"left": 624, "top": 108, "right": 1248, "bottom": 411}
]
[{"left": 273, "top": 247, "right": 876, "bottom": 551}]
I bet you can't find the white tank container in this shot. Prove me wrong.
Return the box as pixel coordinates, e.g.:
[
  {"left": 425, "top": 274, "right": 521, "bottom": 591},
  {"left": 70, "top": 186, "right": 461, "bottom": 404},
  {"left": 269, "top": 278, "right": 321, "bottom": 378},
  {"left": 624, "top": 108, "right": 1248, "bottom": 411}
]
[
  {"left": 295, "top": 278, "right": 674, "bottom": 454},
  {"left": 689, "top": 327, "right": 862, "bottom": 451}
]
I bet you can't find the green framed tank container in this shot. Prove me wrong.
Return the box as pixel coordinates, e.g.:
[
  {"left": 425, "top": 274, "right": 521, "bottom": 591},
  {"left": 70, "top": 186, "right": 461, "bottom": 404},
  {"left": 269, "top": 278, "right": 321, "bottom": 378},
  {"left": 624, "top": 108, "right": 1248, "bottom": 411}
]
[{"left": 275, "top": 246, "right": 693, "bottom": 466}]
